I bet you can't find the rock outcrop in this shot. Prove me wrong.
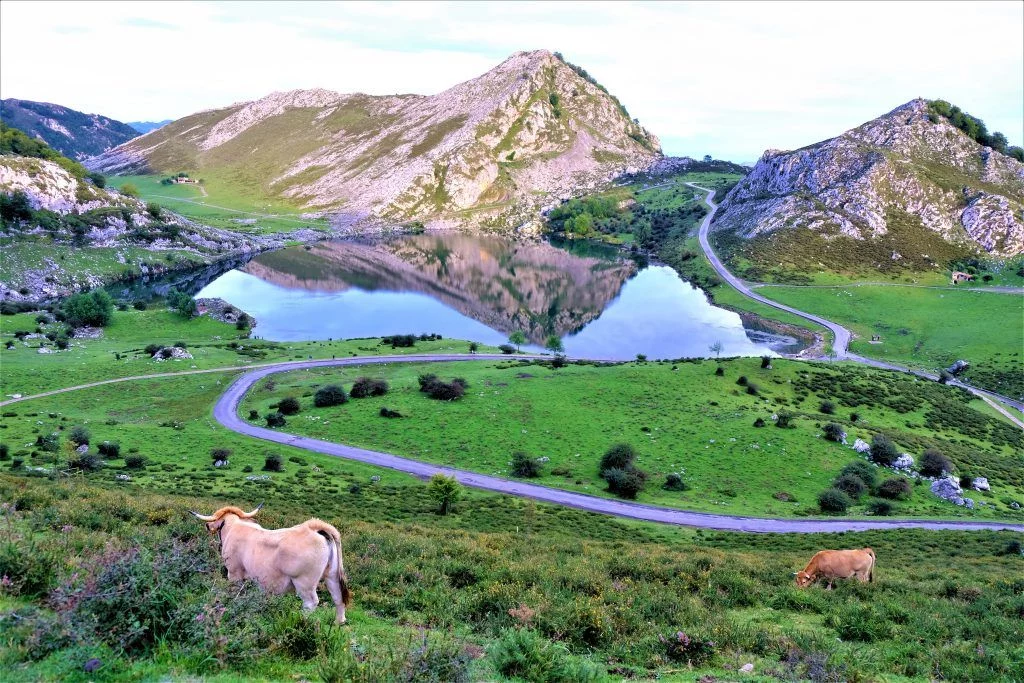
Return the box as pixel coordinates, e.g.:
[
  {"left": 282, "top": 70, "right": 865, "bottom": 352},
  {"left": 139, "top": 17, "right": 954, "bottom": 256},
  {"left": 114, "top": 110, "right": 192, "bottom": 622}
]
[
  {"left": 713, "top": 99, "right": 1024, "bottom": 260},
  {"left": 89, "top": 50, "right": 660, "bottom": 232}
]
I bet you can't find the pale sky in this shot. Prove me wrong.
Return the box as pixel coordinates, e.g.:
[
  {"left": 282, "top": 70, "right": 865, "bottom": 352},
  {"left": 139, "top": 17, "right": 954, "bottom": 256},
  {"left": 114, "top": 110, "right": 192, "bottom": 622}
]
[{"left": 1, "top": 1, "right": 1021, "bottom": 161}]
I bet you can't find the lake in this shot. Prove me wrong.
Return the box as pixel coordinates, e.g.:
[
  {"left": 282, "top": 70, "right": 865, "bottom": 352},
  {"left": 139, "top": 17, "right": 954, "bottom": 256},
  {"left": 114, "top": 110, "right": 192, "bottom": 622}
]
[{"left": 195, "top": 233, "right": 801, "bottom": 360}]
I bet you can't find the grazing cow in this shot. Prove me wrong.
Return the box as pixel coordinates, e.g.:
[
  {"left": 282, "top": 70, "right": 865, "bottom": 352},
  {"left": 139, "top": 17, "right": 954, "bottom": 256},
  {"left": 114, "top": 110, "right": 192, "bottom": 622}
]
[
  {"left": 794, "top": 548, "right": 875, "bottom": 589},
  {"left": 191, "top": 504, "right": 351, "bottom": 623}
]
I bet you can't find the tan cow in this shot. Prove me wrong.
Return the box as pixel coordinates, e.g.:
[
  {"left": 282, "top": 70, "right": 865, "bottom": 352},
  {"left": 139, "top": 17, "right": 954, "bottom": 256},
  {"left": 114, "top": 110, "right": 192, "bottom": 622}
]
[
  {"left": 191, "top": 504, "right": 351, "bottom": 623},
  {"left": 795, "top": 548, "right": 875, "bottom": 589}
]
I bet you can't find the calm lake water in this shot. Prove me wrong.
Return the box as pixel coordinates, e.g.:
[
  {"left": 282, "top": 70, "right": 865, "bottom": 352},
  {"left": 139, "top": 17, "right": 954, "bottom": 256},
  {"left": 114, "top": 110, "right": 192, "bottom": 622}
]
[{"left": 195, "top": 234, "right": 800, "bottom": 360}]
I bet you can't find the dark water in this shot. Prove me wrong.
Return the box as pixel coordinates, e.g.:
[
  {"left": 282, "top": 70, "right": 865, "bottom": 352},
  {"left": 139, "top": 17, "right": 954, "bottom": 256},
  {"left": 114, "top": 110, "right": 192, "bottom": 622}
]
[{"left": 194, "top": 234, "right": 800, "bottom": 360}]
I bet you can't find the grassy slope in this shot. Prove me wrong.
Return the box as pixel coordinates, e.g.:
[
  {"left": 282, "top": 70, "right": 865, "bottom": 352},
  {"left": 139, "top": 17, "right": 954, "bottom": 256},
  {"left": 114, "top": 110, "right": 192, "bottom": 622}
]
[
  {"left": 757, "top": 285, "right": 1024, "bottom": 398},
  {"left": 107, "top": 175, "right": 329, "bottom": 235},
  {"left": 235, "top": 358, "right": 1023, "bottom": 520}
]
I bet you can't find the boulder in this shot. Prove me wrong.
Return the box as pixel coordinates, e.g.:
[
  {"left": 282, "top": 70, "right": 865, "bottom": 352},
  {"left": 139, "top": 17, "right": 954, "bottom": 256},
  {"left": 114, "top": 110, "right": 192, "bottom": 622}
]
[
  {"left": 963, "top": 498, "right": 975, "bottom": 510},
  {"left": 852, "top": 438, "right": 870, "bottom": 453},
  {"left": 152, "top": 346, "right": 194, "bottom": 361},
  {"left": 946, "top": 359, "right": 970, "bottom": 375},
  {"left": 972, "top": 477, "right": 990, "bottom": 491},
  {"left": 893, "top": 454, "right": 914, "bottom": 471},
  {"left": 930, "top": 476, "right": 966, "bottom": 506},
  {"left": 76, "top": 444, "right": 88, "bottom": 454}
]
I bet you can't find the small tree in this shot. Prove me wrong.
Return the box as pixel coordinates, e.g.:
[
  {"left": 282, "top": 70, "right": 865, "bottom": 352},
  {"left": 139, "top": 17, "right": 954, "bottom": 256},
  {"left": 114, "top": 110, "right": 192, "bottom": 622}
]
[
  {"left": 120, "top": 182, "right": 139, "bottom": 197},
  {"left": 760, "top": 356, "right": 772, "bottom": 369},
  {"left": 508, "top": 330, "right": 527, "bottom": 353},
  {"left": 822, "top": 423, "right": 845, "bottom": 443},
  {"left": 277, "top": 397, "right": 301, "bottom": 415},
  {"left": 428, "top": 474, "right": 461, "bottom": 515},
  {"left": 265, "top": 412, "right": 286, "bottom": 428},
  {"left": 709, "top": 341, "right": 723, "bottom": 358},
  {"left": 544, "top": 335, "right": 564, "bottom": 354},
  {"left": 210, "top": 448, "right": 232, "bottom": 463},
  {"left": 263, "top": 454, "right": 284, "bottom": 472},
  {"left": 838, "top": 460, "right": 878, "bottom": 489},
  {"left": 350, "top": 377, "right": 388, "bottom": 398},
  {"left": 869, "top": 433, "right": 900, "bottom": 467},
  {"left": 599, "top": 443, "right": 637, "bottom": 476},
  {"left": 603, "top": 467, "right": 648, "bottom": 499},
  {"left": 468, "top": 342, "right": 479, "bottom": 354},
  {"left": 167, "top": 289, "right": 197, "bottom": 318},
  {"left": 819, "top": 400, "right": 836, "bottom": 415},
  {"left": 919, "top": 448, "right": 952, "bottom": 477},
  {"left": 69, "top": 425, "right": 90, "bottom": 446},
  {"left": 510, "top": 451, "right": 542, "bottom": 478},
  {"left": 314, "top": 384, "right": 348, "bottom": 407},
  {"left": 833, "top": 473, "right": 867, "bottom": 500},
  {"left": 498, "top": 344, "right": 516, "bottom": 355},
  {"left": 97, "top": 441, "right": 121, "bottom": 458},
  {"left": 878, "top": 477, "right": 912, "bottom": 500},
  {"left": 63, "top": 290, "right": 114, "bottom": 328}
]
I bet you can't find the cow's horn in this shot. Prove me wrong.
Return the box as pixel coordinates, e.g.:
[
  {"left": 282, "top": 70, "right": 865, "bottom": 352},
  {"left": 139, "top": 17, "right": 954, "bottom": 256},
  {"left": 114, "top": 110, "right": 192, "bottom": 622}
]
[
  {"left": 792, "top": 572, "right": 799, "bottom": 576},
  {"left": 242, "top": 502, "right": 264, "bottom": 518},
  {"left": 190, "top": 510, "right": 217, "bottom": 522}
]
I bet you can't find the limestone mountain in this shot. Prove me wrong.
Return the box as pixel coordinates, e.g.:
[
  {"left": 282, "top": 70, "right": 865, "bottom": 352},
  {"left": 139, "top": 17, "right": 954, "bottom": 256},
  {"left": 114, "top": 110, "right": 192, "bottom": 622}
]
[
  {"left": 712, "top": 99, "right": 1024, "bottom": 276},
  {"left": 88, "top": 50, "right": 660, "bottom": 231},
  {"left": 0, "top": 99, "right": 139, "bottom": 161}
]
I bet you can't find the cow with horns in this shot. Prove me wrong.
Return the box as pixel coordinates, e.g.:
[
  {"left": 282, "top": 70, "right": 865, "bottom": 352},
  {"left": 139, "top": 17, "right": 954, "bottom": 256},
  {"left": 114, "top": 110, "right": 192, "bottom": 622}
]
[
  {"left": 794, "top": 548, "right": 876, "bottom": 589},
  {"left": 190, "top": 504, "right": 351, "bottom": 623}
]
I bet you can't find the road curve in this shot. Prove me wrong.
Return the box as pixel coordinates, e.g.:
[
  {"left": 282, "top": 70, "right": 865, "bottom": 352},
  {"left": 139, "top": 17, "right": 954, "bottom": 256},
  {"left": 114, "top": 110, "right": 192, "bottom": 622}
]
[
  {"left": 688, "top": 184, "right": 1024, "bottom": 422},
  {"left": 212, "top": 355, "right": 1024, "bottom": 534}
]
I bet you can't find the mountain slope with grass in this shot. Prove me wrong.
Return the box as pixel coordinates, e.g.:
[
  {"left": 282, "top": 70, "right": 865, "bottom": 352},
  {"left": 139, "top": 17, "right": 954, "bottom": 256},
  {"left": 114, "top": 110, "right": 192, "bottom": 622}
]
[
  {"left": 711, "top": 99, "right": 1024, "bottom": 279},
  {"left": 0, "top": 98, "right": 139, "bottom": 161},
  {"left": 88, "top": 50, "right": 660, "bottom": 232}
]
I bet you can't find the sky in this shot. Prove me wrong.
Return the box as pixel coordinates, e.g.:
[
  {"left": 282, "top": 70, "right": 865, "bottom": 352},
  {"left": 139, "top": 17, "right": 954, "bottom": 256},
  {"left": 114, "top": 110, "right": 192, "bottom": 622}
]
[{"left": 1, "top": 0, "right": 1021, "bottom": 161}]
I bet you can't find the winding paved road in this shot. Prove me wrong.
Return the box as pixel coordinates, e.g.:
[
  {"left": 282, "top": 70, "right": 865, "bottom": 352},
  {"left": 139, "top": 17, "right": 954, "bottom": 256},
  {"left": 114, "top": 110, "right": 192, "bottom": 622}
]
[
  {"left": 688, "top": 183, "right": 1024, "bottom": 424},
  {"left": 211, "top": 354, "right": 1024, "bottom": 533}
]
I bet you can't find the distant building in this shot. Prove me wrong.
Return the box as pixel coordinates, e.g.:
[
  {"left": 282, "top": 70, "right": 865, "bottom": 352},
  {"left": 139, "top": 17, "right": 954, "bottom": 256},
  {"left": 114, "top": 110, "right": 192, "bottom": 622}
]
[
  {"left": 173, "top": 175, "right": 199, "bottom": 184},
  {"left": 951, "top": 271, "right": 974, "bottom": 284}
]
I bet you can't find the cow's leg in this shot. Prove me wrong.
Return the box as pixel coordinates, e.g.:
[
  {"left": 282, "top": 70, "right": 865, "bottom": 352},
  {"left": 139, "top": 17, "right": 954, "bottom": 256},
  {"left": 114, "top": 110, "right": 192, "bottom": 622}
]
[
  {"left": 324, "top": 570, "right": 347, "bottom": 624},
  {"left": 292, "top": 576, "right": 320, "bottom": 612}
]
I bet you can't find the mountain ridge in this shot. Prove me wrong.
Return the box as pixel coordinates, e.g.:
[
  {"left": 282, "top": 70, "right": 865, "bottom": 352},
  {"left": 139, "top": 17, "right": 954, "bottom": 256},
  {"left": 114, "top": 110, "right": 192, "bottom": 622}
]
[
  {"left": 88, "top": 50, "right": 661, "bottom": 232},
  {"left": 0, "top": 98, "right": 139, "bottom": 160}
]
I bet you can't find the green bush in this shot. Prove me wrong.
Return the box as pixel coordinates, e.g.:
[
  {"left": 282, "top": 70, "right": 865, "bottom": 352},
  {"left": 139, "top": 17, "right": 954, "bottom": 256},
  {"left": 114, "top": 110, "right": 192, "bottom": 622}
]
[
  {"left": 70, "top": 452, "right": 103, "bottom": 472},
  {"left": 878, "top": 477, "right": 912, "bottom": 500},
  {"left": 277, "top": 397, "right": 301, "bottom": 415},
  {"left": 659, "top": 630, "right": 716, "bottom": 666},
  {"left": 663, "top": 473, "right": 690, "bottom": 491},
  {"left": 263, "top": 454, "right": 283, "bottom": 472},
  {"left": 0, "top": 539, "right": 58, "bottom": 598},
  {"left": 602, "top": 467, "right": 648, "bottom": 499},
  {"left": 869, "top": 433, "right": 900, "bottom": 467},
  {"left": 63, "top": 290, "right": 113, "bottom": 328},
  {"left": 511, "top": 451, "right": 542, "bottom": 478},
  {"left": 868, "top": 500, "right": 895, "bottom": 516},
  {"left": 97, "top": 441, "right": 120, "bottom": 458},
  {"left": 124, "top": 454, "right": 147, "bottom": 469},
  {"left": 833, "top": 473, "right": 867, "bottom": 500},
  {"left": 428, "top": 474, "right": 461, "bottom": 515},
  {"left": 818, "top": 488, "right": 852, "bottom": 513},
  {"left": 820, "top": 400, "right": 836, "bottom": 414},
  {"left": 265, "top": 412, "right": 286, "bottom": 428},
  {"left": 314, "top": 384, "right": 348, "bottom": 407},
  {"left": 822, "top": 422, "right": 845, "bottom": 442},
  {"left": 824, "top": 603, "right": 893, "bottom": 642},
  {"left": 919, "top": 448, "right": 952, "bottom": 477},
  {"left": 598, "top": 443, "right": 637, "bottom": 475},
  {"left": 69, "top": 426, "right": 90, "bottom": 446},
  {"left": 838, "top": 460, "right": 878, "bottom": 489},
  {"left": 489, "top": 628, "right": 600, "bottom": 683},
  {"left": 350, "top": 377, "right": 388, "bottom": 398}
]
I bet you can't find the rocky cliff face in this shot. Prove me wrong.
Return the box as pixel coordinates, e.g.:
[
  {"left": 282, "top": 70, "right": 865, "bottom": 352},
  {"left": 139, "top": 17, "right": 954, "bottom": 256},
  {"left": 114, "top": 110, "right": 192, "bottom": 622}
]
[
  {"left": 0, "top": 99, "right": 139, "bottom": 160},
  {"left": 713, "top": 99, "right": 1024, "bottom": 258},
  {"left": 89, "top": 50, "right": 660, "bottom": 232},
  {"left": 240, "top": 234, "right": 637, "bottom": 341}
]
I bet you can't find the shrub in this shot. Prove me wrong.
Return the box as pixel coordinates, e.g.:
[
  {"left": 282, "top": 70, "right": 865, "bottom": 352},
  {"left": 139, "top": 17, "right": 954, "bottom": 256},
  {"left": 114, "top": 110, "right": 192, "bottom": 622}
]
[
  {"left": 760, "top": 356, "right": 772, "bottom": 369},
  {"left": 820, "top": 400, "right": 836, "bottom": 414},
  {"left": 265, "top": 412, "right": 286, "bottom": 428},
  {"left": 428, "top": 474, "right": 461, "bottom": 515},
  {"left": 736, "top": 375, "right": 748, "bottom": 386},
  {"left": 850, "top": 412, "right": 860, "bottom": 422},
  {"left": 124, "top": 454, "right": 147, "bottom": 469},
  {"left": 920, "top": 448, "right": 952, "bottom": 477},
  {"left": 96, "top": 441, "right": 120, "bottom": 458},
  {"left": 350, "top": 377, "right": 388, "bottom": 398},
  {"left": 869, "top": 433, "right": 900, "bottom": 466},
  {"left": 69, "top": 425, "right": 90, "bottom": 446},
  {"left": 602, "top": 466, "right": 648, "bottom": 499},
  {"left": 775, "top": 411, "right": 795, "bottom": 428},
  {"left": 663, "top": 473, "right": 690, "bottom": 491},
  {"left": 869, "top": 499, "right": 894, "bottom": 517},
  {"left": 511, "top": 451, "right": 542, "bottom": 478},
  {"left": 263, "top": 454, "right": 283, "bottom": 472},
  {"left": 63, "top": 290, "right": 114, "bottom": 328},
  {"left": 248, "top": 409, "right": 259, "bottom": 420},
  {"left": 818, "top": 488, "right": 852, "bottom": 513},
  {"left": 833, "top": 473, "right": 867, "bottom": 500},
  {"left": 489, "top": 628, "right": 599, "bottom": 683},
  {"left": 0, "top": 540, "right": 57, "bottom": 598},
  {"left": 70, "top": 452, "right": 103, "bottom": 472},
  {"left": 35, "top": 433, "right": 60, "bottom": 452},
  {"left": 550, "top": 354, "right": 568, "bottom": 369},
  {"left": 144, "top": 343, "right": 161, "bottom": 356},
  {"left": 379, "top": 407, "right": 403, "bottom": 418},
  {"left": 598, "top": 443, "right": 637, "bottom": 475},
  {"left": 878, "top": 477, "right": 912, "bottom": 500},
  {"left": 210, "top": 448, "right": 232, "bottom": 463},
  {"left": 659, "top": 630, "right": 716, "bottom": 666},
  {"left": 420, "top": 376, "right": 467, "bottom": 401},
  {"left": 839, "top": 460, "right": 878, "bottom": 489},
  {"left": 498, "top": 344, "right": 516, "bottom": 354},
  {"left": 745, "top": 382, "right": 760, "bottom": 396},
  {"left": 0, "top": 443, "right": 8, "bottom": 461},
  {"left": 132, "top": 300, "right": 147, "bottom": 311},
  {"left": 714, "top": 366, "right": 724, "bottom": 376},
  {"left": 277, "top": 397, "right": 301, "bottom": 415},
  {"left": 822, "top": 422, "right": 845, "bottom": 442},
  {"left": 382, "top": 334, "right": 417, "bottom": 348},
  {"left": 314, "top": 384, "right": 348, "bottom": 407}
]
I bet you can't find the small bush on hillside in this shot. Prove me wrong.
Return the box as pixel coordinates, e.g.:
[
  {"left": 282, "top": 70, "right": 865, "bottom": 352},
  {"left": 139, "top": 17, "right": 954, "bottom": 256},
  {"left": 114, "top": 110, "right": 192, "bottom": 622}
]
[
  {"left": 746, "top": 382, "right": 760, "bottom": 396},
  {"left": 210, "top": 448, "right": 232, "bottom": 463},
  {"left": 818, "top": 488, "right": 852, "bottom": 513},
  {"left": 761, "top": 356, "right": 772, "bottom": 369},
  {"left": 277, "top": 397, "right": 301, "bottom": 415},
  {"left": 869, "top": 433, "right": 900, "bottom": 466},
  {"left": 850, "top": 412, "right": 860, "bottom": 422},
  {"left": 266, "top": 412, "right": 286, "bottom": 428},
  {"left": 659, "top": 630, "right": 716, "bottom": 666},
  {"left": 428, "top": 474, "right": 461, "bottom": 515},
  {"left": 820, "top": 400, "right": 836, "bottom": 414},
  {"left": 511, "top": 451, "right": 542, "bottom": 478},
  {"left": 419, "top": 375, "right": 468, "bottom": 401},
  {"left": 248, "top": 410, "right": 259, "bottom": 420},
  {"left": 144, "top": 343, "right": 161, "bottom": 356},
  {"left": 603, "top": 467, "right": 648, "bottom": 499},
  {"left": 823, "top": 423, "right": 845, "bottom": 442},
  {"left": 736, "top": 376, "right": 748, "bottom": 386},
  {"left": 379, "top": 407, "right": 403, "bottom": 418},
  {"left": 63, "top": 290, "right": 114, "bottom": 328},
  {"left": 839, "top": 460, "right": 878, "bottom": 489},
  {"left": 314, "top": 385, "right": 348, "bottom": 407},
  {"left": 124, "top": 454, "right": 147, "bottom": 469},
  {"left": 35, "top": 433, "right": 60, "bottom": 452},
  {"left": 69, "top": 426, "right": 90, "bottom": 446},
  {"left": 382, "top": 334, "right": 417, "bottom": 348},
  {"left": 96, "top": 441, "right": 120, "bottom": 458},
  {"left": 489, "top": 628, "right": 599, "bottom": 683},
  {"left": 551, "top": 354, "right": 568, "bottom": 369},
  {"left": 714, "top": 366, "right": 724, "bottom": 376},
  {"left": 599, "top": 443, "right": 637, "bottom": 475},
  {"left": 878, "top": 477, "right": 912, "bottom": 500},
  {"left": 663, "top": 473, "right": 690, "bottom": 491},
  {"left": 498, "top": 344, "right": 516, "bottom": 354},
  {"left": 350, "top": 377, "right": 388, "bottom": 398},
  {"left": 132, "top": 300, "right": 147, "bottom": 311},
  {"left": 776, "top": 411, "right": 795, "bottom": 428},
  {"left": 70, "top": 452, "right": 103, "bottom": 472},
  {"left": 0, "top": 444, "right": 9, "bottom": 461},
  {"left": 920, "top": 448, "right": 953, "bottom": 477},
  {"left": 833, "top": 473, "right": 867, "bottom": 500},
  {"left": 263, "top": 454, "right": 283, "bottom": 472},
  {"left": 0, "top": 540, "right": 58, "bottom": 598},
  {"left": 753, "top": 417, "right": 766, "bottom": 427}
]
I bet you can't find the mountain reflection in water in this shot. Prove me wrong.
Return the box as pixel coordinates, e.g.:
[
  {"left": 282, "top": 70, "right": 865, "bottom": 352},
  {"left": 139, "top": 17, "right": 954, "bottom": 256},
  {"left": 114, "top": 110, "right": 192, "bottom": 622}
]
[{"left": 196, "top": 233, "right": 797, "bottom": 359}]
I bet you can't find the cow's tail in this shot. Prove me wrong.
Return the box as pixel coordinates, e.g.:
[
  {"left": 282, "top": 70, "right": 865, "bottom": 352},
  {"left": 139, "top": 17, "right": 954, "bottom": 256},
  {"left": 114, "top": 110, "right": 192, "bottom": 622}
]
[
  {"left": 309, "top": 519, "right": 352, "bottom": 606},
  {"left": 865, "top": 547, "right": 876, "bottom": 583}
]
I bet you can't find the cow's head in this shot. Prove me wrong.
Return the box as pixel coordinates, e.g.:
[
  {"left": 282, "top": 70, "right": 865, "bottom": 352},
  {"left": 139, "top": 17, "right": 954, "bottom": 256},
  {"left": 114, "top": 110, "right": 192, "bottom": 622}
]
[
  {"left": 190, "top": 503, "right": 263, "bottom": 534},
  {"left": 794, "top": 570, "right": 814, "bottom": 588}
]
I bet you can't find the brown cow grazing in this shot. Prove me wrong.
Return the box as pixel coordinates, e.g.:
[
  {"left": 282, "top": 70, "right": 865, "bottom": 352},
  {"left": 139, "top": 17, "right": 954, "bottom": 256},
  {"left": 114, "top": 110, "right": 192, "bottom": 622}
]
[
  {"left": 191, "top": 504, "right": 351, "bottom": 623},
  {"left": 795, "top": 548, "right": 875, "bottom": 589}
]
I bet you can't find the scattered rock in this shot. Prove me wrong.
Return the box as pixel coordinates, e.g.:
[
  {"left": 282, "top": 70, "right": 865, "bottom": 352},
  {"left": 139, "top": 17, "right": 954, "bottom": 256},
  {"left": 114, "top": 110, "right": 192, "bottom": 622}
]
[
  {"left": 946, "top": 359, "right": 970, "bottom": 375},
  {"left": 892, "top": 454, "right": 914, "bottom": 472},
  {"left": 930, "top": 476, "right": 966, "bottom": 506},
  {"left": 72, "top": 326, "right": 104, "bottom": 339},
  {"left": 116, "top": 474, "right": 131, "bottom": 481},
  {"left": 740, "top": 663, "right": 754, "bottom": 674},
  {"left": 972, "top": 477, "right": 990, "bottom": 491},
  {"left": 245, "top": 474, "right": 270, "bottom": 482},
  {"left": 83, "top": 658, "right": 103, "bottom": 673},
  {"left": 1011, "top": 502, "right": 1020, "bottom": 510},
  {"left": 37, "top": 346, "right": 54, "bottom": 354},
  {"left": 214, "top": 459, "right": 228, "bottom": 468},
  {"left": 76, "top": 444, "right": 89, "bottom": 454},
  {"left": 852, "top": 438, "right": 870, "bottom": 453},
  {"left": 370, "top": 475, "right": 381, "bottom": 483},
  {"left": 152, "top": 346, "right": 194, "bottom": 361},
  {"left": 963, "top": 498, "right": 975, "bottom": 510}
]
